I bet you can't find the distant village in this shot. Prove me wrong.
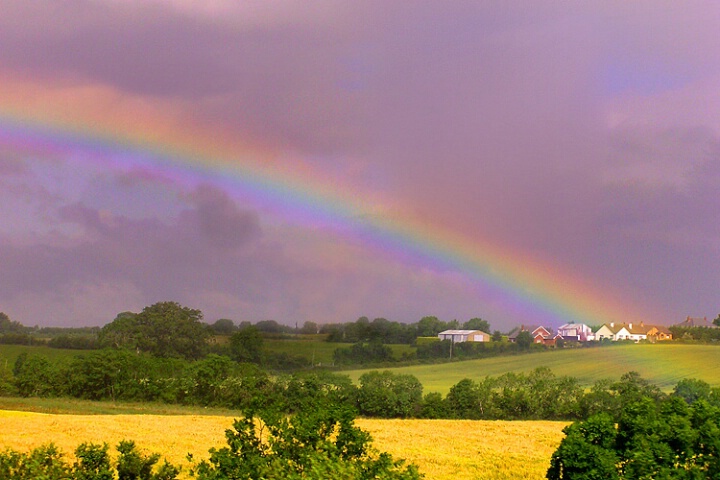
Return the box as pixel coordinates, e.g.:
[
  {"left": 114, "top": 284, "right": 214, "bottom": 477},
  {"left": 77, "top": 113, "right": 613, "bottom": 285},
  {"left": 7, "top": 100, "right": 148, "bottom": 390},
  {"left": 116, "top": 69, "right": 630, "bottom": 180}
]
[{"left": 438, "top": 316, "right": 717, "bottom": 346}]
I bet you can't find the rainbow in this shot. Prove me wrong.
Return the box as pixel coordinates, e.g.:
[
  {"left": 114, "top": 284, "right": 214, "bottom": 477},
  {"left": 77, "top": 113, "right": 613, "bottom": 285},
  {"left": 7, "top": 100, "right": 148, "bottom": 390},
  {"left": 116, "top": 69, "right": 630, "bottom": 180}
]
[{"left": 0, "top": 81, "right": 647, "bottom": 327}]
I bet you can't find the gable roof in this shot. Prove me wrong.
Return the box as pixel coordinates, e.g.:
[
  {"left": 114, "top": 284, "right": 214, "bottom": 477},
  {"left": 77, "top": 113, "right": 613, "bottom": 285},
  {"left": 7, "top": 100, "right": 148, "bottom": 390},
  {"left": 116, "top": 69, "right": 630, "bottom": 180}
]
[
  {"left": 599, "top": 322, "right": 670, "bottom": 336},
  {"left": 675, "top": 316, "right": 716, "bottom": 328},
  {"left": 508, "top": 325, "right": 553, "bottom": 340},
  {"left": 438, "top": 329, "right": 483, "bottom": 335}
]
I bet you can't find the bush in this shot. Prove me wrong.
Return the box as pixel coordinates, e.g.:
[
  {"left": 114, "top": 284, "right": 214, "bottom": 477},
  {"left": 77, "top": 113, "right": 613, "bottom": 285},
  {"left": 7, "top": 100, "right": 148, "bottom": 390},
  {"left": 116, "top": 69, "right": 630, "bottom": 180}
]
[
  {"left": 0, "top": 442, "right": 179, "bottom": 480},
  {"left": 191, "top": 405, "right": 421, "bottom": 479},
  {"left": 548, "top": 396, "right": 720, "bottom": 479}
]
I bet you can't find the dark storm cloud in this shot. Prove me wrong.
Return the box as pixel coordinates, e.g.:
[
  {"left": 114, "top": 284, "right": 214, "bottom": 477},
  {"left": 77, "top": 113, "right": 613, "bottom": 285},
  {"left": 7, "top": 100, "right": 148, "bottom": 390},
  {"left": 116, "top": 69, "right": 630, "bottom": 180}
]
[{"left": 0, "top": 185, "right": 261, "bottom": 298}]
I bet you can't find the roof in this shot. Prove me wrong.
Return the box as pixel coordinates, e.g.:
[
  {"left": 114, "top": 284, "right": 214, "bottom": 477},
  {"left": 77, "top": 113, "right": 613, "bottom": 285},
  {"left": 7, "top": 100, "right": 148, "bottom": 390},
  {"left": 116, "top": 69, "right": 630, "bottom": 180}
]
[
  {"left": 599, "top": 322, "right": 670, "bottom": 335},
  {"left": 438, "top": 330, "right": 487, "bottom": 335},
  {"left": 675, "top": 316, "right": 716, "bottom": 328},
  {"left": 558, "top": 323, "right": 590, "bottom": 330},
  {"left": 508, "top": 325, "right": 553, "bottom": 340}
]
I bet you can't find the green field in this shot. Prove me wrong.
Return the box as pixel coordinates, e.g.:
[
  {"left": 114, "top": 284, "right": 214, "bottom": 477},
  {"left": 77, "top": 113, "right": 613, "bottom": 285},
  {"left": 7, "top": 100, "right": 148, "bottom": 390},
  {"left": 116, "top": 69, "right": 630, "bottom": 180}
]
[
  {"left": 345, "top": 344, "right": 720, "bottom": 393},
  {"left": 0, "top": 344, "right": 79, "bottom": 367},
  {"left": 263, "top": 337, "right": 415, "bottom": 365}
]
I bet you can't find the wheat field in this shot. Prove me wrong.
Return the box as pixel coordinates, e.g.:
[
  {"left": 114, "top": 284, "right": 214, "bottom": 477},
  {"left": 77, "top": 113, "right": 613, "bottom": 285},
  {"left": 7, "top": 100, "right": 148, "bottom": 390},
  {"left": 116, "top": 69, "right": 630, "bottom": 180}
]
[{"left": 0, "top": 410, "right": 566, "bottom": 479}]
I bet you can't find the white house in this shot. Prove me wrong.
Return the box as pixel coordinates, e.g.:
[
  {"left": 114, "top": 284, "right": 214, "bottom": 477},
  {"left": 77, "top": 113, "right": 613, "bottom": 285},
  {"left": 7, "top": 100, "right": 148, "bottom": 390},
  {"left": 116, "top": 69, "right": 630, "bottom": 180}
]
[
  {"left": 557, "top": 323, "right": 594, "bottom": 342},
  {"left": 437, "top": 330, "right": 490, "bottom": 343},
  {"left": 595, "top": 322, "right": 672, "bottom": 342}
]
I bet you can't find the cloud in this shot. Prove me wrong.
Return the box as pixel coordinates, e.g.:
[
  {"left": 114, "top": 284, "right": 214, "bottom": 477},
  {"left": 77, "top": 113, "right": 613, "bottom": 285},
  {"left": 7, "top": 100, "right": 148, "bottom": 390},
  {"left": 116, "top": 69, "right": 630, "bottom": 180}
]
[{"left": 2, "top": 1, "right": 720, "bottom": 327}]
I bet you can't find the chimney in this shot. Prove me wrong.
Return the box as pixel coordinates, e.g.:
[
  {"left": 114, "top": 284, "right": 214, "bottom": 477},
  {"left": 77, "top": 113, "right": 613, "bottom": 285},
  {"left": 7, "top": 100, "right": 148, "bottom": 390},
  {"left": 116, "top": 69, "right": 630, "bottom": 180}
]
[
  {"left": 629, "top": 323, "right": 633, "bottom": 329},
  {"left": 610, "top": 322, "right": 614, "bottom": 328}
]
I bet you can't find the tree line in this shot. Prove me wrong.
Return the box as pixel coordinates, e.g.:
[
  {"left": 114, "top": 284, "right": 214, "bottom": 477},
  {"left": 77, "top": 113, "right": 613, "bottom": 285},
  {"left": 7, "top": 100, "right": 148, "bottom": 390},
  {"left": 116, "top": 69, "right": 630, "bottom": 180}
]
[{"left": 4, "top": 343, "right": 719, "bottom": 424}]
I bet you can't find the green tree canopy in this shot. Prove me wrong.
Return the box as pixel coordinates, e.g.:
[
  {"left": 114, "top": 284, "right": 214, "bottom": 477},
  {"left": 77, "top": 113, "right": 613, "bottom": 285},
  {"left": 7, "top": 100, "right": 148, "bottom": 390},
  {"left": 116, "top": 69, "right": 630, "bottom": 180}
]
[
  {"left": 516, "top": 330, "right": 533, "bottom": 350},
  {"left": 462, "top": 317, "right": 490, "bottom": 333},
  {"left": 98, "top": 302, "right": 210, "bottom": 359},
  {"left": 229, "top": 326, "right": 264, "bottom": 364},
  {"left": 0, "top": 312, "right": 26, "bottom": 334},
  {"left": 209, "top": 318, "right": 236, "bottom": 335}
]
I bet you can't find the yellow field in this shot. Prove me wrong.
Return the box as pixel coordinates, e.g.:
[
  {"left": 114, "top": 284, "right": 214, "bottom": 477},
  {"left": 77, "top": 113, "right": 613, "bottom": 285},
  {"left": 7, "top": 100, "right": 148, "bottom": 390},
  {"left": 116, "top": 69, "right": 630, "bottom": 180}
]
[{"left": 0, "top": 411, "right": 567, "bottom": 479}]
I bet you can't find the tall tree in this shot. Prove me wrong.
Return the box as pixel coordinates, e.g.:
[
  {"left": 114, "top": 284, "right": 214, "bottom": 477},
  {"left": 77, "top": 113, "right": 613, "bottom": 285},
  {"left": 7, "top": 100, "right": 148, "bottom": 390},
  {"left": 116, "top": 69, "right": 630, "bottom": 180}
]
[
  {"left": 462, "top": 318, "right": 490, "bottom": 332},
  {"left": 229, "top": 326, "right": 264, "bottom": 364},
  {"left": 98, "top": 302, "right": 210, "bottom": 359},
  {"left": 0, "top": 312, "right": 25, "bottom": 334}
]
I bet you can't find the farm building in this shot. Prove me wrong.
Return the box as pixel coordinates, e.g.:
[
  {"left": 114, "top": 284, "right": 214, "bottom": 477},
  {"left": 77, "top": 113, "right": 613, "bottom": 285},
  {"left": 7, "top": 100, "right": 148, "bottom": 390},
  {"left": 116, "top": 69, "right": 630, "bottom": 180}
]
[{"left": 437, "top": 329, "right": 490, "bottom": 343}]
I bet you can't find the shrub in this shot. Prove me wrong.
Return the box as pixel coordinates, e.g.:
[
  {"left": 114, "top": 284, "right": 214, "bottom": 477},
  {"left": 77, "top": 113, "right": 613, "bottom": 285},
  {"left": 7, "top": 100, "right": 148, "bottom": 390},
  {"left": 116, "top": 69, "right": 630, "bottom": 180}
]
[{"left": 191, "top": 405, "right": 422, "bottom": 479}]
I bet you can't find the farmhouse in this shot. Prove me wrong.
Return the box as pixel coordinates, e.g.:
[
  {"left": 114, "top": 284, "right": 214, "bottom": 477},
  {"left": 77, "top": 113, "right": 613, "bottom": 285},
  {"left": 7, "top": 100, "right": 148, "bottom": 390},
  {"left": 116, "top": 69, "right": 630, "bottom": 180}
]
[
  {"left": 557, "top": 322, "right": 594, "bottom": 342},
  {"left": 437, "top": 329, "right": 490, "bottom": 343},
  {"left": 674, "top": 316, "right": 717, "bottom": 328},
  {"left": 508, "top": 325, "right": 557, "bottom": 346},
  {"left": 595, "top": 322, "right": 672, "bottom": 342}
]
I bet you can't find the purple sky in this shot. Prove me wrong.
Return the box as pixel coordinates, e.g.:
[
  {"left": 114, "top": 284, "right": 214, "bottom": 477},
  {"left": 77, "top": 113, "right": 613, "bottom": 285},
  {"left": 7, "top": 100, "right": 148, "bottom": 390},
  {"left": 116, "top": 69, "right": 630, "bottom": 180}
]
[{"left": 0, "top": 1, "right": 719, "bottom": 329}]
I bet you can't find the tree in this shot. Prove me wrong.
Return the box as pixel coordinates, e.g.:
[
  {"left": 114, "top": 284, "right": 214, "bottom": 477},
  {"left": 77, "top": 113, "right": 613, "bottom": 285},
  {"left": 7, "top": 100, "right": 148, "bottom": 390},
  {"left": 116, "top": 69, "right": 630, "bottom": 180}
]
[
  {"left": 209, "top": 318, "right": 236, "bottom": 335},
  {"left": 462, "top": 318, "right": 490, "bottom": 333},
  {"left": 492, "top": 330, "right": 503, "bottom": 342},
  {"left": 192, "top": 404, "right": 421, "bottom": 480},
  {"left": 673, "top": 378, "right": 712, "bottom": 405},
  {"left": 14, "top": 354, "right": 60, "bottom": 397},
  {"left": 0, "top": 312, "right": 26, "bottom": 334},
  {"left": 714, "top": 313, "right": 720, "bottom": 327},
  {"left": 516, "top": 330, "right": 533, "bottom": 350},
  {"left": 549, "top": 394, "right": 720, "bottom": 479},
  {"left": 547, "top": 413, "right": 619, "bottom": 480},
  {"left": 229, "top": 326, "right": 264, "bottom": 364},
  {"left": 300, "top": 321, "right": 319, "bottom": 334},
  {"left": 98, "top": 302, "right": 210, "bottom": 360},
  {"left": 416, "top": 316, "right": 443, "bottom": 337},
  {"left": 357, "top": 371, "right": 423, "bottom": 418}
]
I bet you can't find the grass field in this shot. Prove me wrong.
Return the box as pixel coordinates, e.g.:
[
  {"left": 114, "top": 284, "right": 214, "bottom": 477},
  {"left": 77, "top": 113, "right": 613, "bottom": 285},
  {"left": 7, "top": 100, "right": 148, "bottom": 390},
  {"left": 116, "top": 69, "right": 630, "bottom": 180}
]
[
  {"left": 345, "top": 344, "right": 720, "bottom": 394},
  {"left": 0, "top": 408, "right": 566, "bottom": 479},
  {"left": 264, "top": 337, "right": 340, "bottom": 364},
  {"left": 0, "top": 344, "right": 79, "bottom": 367},
  {"left": 263, "top": 337, "right": 416, "bottom": 365}
]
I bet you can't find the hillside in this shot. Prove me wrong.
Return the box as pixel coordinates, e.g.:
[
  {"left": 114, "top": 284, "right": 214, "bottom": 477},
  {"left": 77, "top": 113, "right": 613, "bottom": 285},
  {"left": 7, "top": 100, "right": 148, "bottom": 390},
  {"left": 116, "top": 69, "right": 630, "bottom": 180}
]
[{"left": 345, "top": 344, "right": 720, "bottom": 394}]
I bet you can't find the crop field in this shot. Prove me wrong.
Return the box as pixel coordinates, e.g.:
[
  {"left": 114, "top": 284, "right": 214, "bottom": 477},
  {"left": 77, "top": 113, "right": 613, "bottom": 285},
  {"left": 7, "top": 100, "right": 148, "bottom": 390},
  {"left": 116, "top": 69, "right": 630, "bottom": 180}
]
[
  {"left": 347, "top": 344, "right": 720, "bottom": 394},
  {"left": 0, "top": 409, "right": 566, "bottom": 479}
]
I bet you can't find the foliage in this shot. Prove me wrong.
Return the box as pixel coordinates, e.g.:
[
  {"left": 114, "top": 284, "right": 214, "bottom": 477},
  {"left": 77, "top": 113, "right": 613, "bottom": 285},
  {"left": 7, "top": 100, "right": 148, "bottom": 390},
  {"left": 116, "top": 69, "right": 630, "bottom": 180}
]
[
  {"left": 0, "top": 312, "right": 26, "bottom": 334},
  {"left": 13, "top": 353, "right": 61, "bottom": 397},
  {"left": 98, "top": 302, "right": 210, "bottom": 360},
  {"left": 334, "top": 342, "right": 395, "bottom": 365},
  {"left": 548, "top": 391, "right": 720, "bottom": 479},
  {"left": 516, "top": 330, "right": 534, "bottom": 349},
  {"left": 117, "top": 440, "right": 180, "bottom": 480},
  {"left": 229, "top": 326, "right": 265, "bottom": 364},
  {"left": 0, "top": 441, "right": 179, "bottom": 480},
  {"left": 462, "top": 317, "right": 490, "bottom": 332},
  {"left": 208, "top": 318, "right": 236, "bottom": 335},
  {"left": 547, "top": 414, "right": 619, "bottom": 480},
  {"left": 67, "top": 349, "right": 165, "bottom": 402},
  {"left": 47, "top": 334, "right": 99, "bottom": 350},
  {"left": 669, "top": 324, "right": 720, "bottom": 342},
  {"left": 357, "top": 371, "right": 423, "bottom": 418},
  {"left": 191, "top": 405, "right": 422, "bottom": 479},
  {"left": 324, "top": 317, "right": 417, "bottom": 344}
]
